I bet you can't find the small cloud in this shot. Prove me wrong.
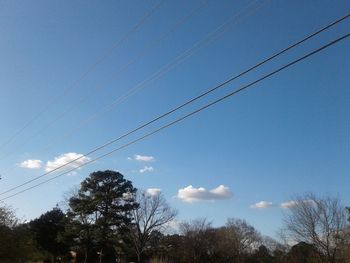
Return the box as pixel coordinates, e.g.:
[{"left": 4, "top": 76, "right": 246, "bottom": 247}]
[
  {"left": 177, "top": 185, "right": 232, "bottom": 203},
  {"left": 280, "top": 200, "right": 297, "bottom": 209},
  {"left": 146, "top": 188, "right": 161, "bottom": 196},
  {"left": 280, "top": 199, "right": 316, "bottom": 209},
  {"left": 133, "top": 154, "right": 155, "bottom": 162},
  {"left": 18, "top": 159, "right": 42, "bottom": 169},
  {"left": 139, "top": 166, "right": 154, "bottom": 173},
  {"left": 45, "top": 152, "right": 90, "bottom": 173},
  {"left": 250, "top": 201, "right": 273, "bottom": 209}
]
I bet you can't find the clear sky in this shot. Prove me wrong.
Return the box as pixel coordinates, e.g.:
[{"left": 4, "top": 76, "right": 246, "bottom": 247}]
[{"left": 0, "top": 0, "right": 349, "bottom": 238}]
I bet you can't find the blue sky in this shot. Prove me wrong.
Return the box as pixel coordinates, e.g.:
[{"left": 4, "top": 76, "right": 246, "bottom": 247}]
[{"left": 0, "top": 0, "right": 349, "bottom": 238}]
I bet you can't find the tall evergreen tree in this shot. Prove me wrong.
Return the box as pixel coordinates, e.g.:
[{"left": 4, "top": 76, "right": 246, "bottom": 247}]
[{"left": 68, "top": 170, "right": 138, "bottom": 262}]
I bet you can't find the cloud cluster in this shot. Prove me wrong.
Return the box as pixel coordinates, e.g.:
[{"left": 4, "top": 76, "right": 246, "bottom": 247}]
[
  {"left": 128, "top": 154, "right": 155, "bottom": 173},
  {"left": 250, "top": 201, "right": 273, "bottom": 209},
  {"left": 139, "top": 166, "right": 154, "bottom": 173},
  {"left": 177, "top": 185, "right": 232, "bottom": 203},
  {"left": 45, "top": 152, "right": 90, "bottom": 172},
  {"left": 18, "top": 159, "right": 43, "bottom": 169},
  {"left": 249, "top": 199, "right": 317, "bottom": 210}
]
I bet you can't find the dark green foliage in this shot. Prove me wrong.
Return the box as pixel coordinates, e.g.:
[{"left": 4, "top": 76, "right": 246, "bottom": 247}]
[
  {"left": 0, "top": 206, "right": 43, "bottom": 262},
  {"left": 67, "top": 170, "right": 138, "bottom": 262},
  {"left": 29, "top": 206, "right": 71, "bottom": 261}
]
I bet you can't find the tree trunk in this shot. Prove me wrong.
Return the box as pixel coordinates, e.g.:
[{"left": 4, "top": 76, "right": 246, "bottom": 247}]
[{"left": 99, "top": 248, "right": 103, "bottom": 263}]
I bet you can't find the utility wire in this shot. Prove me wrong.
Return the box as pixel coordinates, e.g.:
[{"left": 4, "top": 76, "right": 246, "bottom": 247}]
[
  {"left": 0, "top": 10, "right": 348, "bottom": 195},
  {"left": 0, "top": 0, "right": 166, "bottom": 152},
  {"left": 1, "top": 32, "right": 349, "bottom": 201},
  {"left": 39, "top": 0, "right": 267, "bottom": 153},
  {"left": 0, "top": 0, "right": 209, "bottom": 162}
]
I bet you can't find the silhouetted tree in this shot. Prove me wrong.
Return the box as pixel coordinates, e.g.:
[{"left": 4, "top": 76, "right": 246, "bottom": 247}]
[
  {"left": 249, "top": 245, "right": 274, "bottom": 263},
  {"left": 0, "top": 205, "right": 41, "bottom": 262},
  {"left": 128, "top": 190, "right": 177, "bottom": 262},
  {"left": 0, "top": 204, "right": 18, "bottom": 227},
  {"left": 68, "top": 170, "right": 138, "bottom": 262},
  {"left": 221, "top": 218, "right": 262, "bottom": 262},
  {"left": 179, "top": 218, "right": 219, "bottom": 263},
  {"left": 29, "top": 206, "right": 70, "bottom": 262},
  {"left": 282, "top": 193, "right": 348, "bottom": 263},
  {"left": 285, "top": 242, "right": 319, "bottom": 263}
]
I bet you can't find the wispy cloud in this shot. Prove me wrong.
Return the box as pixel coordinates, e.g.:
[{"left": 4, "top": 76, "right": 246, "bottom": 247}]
[
  {"left": 280, "top": 199, "right": 315, "bottom": 209},
  {"left": 146, "top": 188, "right": 161, "bottom": 196},
  {"left": 250, "top": 201, "right": 273, "bottom": 209},
  {"left": 177, "top": 185, "right": 232, "bottom": 203},
  {"left": 18, "top": 159, "right": 42, "bottom": 169},
  {"left": 280, "top": 200, "right": 297, "bottom": 209},
  {"left": 45, "top": 152, "right": 90, "bottom": 173},
  {"left": 139, "top": 166, "right": 154, "bottom": 173},
  {"left": 132, "top": 154, "right": 155, "bottom": 162}
]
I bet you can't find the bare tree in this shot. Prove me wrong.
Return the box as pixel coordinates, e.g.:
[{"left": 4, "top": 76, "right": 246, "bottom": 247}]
[
  {"left": 178, "top": 218, "right": 261, "bottom": 262},
  {"left": 0, "top": 204, "right": 18, "bottom": 227},
  {"left": 179, "top": 218, "right": 212, "bottom": 235},
  {"left": 179, "top": 218, "right": 217, "bottom": 263},
  {"left": 129, "top": 190, "right": 177, "bottom": 262},
  {"left": 221, "top": 218, "right": 261, "bottom": 262},
  {"left": 282, "top": 193, "right": 348, "bottom": 263}
]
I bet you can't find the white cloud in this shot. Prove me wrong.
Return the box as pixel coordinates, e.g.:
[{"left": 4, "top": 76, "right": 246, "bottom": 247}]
[
  {"left": 146, "top": 188, "right": 161, "bottom": 196},
  {"left": 177, "top": 185, "right": 232, "bottom": 203},
  {"left": 250, "top": 201, "right": 273, "bottom": 209},
  {"left": 280, "top": 199, "right": 316, "bottom": 209},
  {"left": 45, "top": 152, "right": 90, "bottom": 173},
  {"left": 18, "top": 159, "right": 42, "bottom": 169},
  {"left": 280, "top": 200, "right": 297, "bottom": 209},
  {"left": 139, "top": 166, "right": 154, "bottom": 173},
  {"left": 134, "top": 154, "right": 155, "bottom": 162}
]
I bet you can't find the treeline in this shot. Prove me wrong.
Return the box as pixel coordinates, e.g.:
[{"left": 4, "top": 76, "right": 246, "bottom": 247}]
[{"left": 0, "top": 170, "right": 349, "bottom": 263}]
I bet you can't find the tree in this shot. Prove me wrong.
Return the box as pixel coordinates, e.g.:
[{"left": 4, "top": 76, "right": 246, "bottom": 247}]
[
  {"left": 29, "top": 206, "right": 70, "bottom": 262},
  {"left": 282, "top": 193, "right": 348, "bottom": 263},
  {"left": 128, "top": 190, "right": 177, "bottom": 262},
  {"left": 250, "top": 245, "right": 274, "bottom": 263},
  {"left": 220, "top": 218, "right": 261, "bottom": 262},
  {"left": 0, "top": 205, "right": 41, "bottom": 262},
  {"left": 179, "top": 218, "right": 220, "bottom": 263},
  {"left": 285, "top": 242, "right": 319, "bottom": 263},
  {"left": 261, "top": 236, "right": 287, "bottom": 263},
  {"left": 0, "top": 204, "right": 18, "bottom": 227},
  {"left": 68, "top": 170, "right": 138, "bottom": 262}
]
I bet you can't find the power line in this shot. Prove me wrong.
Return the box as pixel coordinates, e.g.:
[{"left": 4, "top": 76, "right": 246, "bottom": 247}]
[
  {"left": 38, "top": 0, "right": 268, "bottom": 154},
  {"left": 0, "top": 0, "right": 166, "bottom": 152},
  {"left": 1, "top": 32, "right": 349, "bottom": 201},
  {"left": 0, "top": 0, "right": 210, "bottom": 162},
  {"left": 42, "top": 8, "right": 350, "bottom": 153},
  {"left": 0, "top": 10, "right": 348, "bottom": 195}
]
